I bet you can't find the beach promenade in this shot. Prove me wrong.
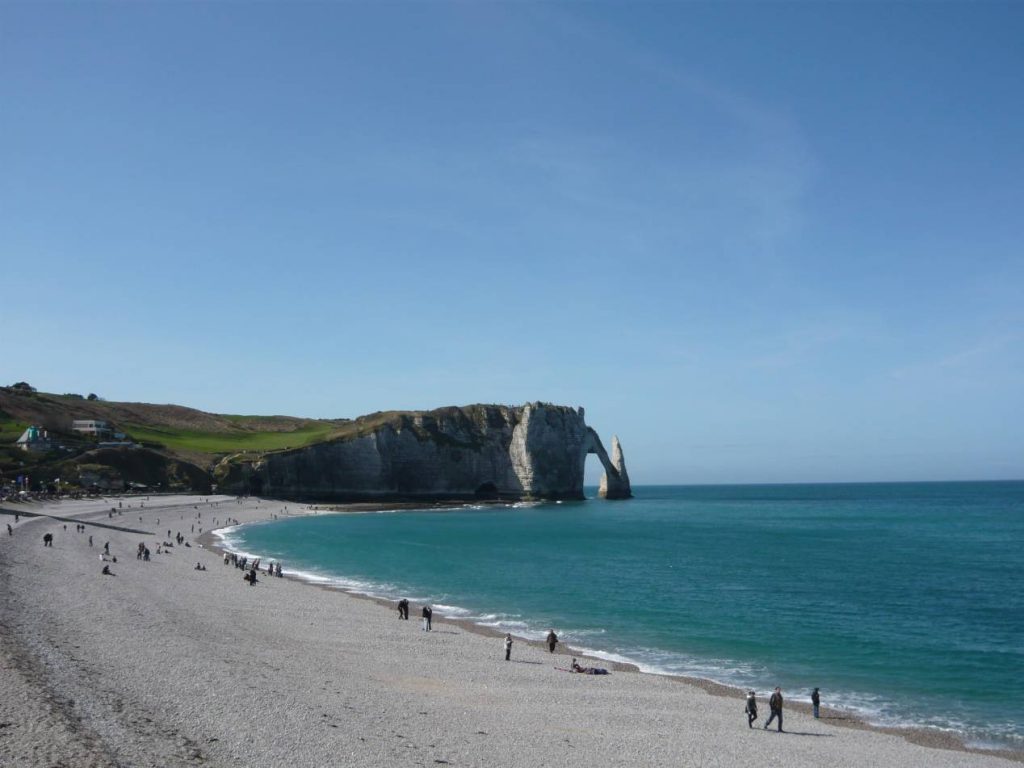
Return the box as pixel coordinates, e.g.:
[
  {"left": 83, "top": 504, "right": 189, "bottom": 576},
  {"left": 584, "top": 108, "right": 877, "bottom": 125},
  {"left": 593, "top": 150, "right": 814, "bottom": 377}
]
[{"left": 1, "top": 495, "right": 1018, "bottom": 768}]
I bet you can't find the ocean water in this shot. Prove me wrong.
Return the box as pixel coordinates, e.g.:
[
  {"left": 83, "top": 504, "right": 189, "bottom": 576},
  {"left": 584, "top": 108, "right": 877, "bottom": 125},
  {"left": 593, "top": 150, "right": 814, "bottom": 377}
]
[{"left": 222, "top": 482, "right": 1024, "bottom": 750}]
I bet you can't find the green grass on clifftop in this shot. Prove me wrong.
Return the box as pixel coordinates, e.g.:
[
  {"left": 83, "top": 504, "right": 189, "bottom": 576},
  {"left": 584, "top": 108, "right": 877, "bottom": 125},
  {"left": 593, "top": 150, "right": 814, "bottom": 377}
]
[{"left": 126, "top": 421, "right": 337, "bottom": 454}]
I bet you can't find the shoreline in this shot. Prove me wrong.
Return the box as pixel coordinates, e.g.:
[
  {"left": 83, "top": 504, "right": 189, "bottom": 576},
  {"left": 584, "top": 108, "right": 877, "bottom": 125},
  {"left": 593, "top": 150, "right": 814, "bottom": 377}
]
[
  {"left": 2, "top": 493, "right": 1020, "bottom": 768},
  {"left": 203, "top": 499, "right": 1023, "bottom": 763}
]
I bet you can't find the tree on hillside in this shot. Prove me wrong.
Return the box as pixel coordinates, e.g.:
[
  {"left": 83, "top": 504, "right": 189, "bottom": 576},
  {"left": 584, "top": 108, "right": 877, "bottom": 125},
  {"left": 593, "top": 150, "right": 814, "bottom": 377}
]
[
  {"left": 10, "top": 382, "right": 36, "bottom": 392},
  {"left": 87, "top": 393, "right": 99, "bottom": 401}
]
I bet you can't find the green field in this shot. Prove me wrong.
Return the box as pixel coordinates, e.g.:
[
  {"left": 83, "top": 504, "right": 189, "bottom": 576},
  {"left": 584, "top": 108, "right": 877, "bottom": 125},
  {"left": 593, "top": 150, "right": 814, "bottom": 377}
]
[
  {"left": 125, "top": 421, "right": 337, "bottom": 454},
  {"left": 0, "top": 417, "right": 28, "bottom": 444}
]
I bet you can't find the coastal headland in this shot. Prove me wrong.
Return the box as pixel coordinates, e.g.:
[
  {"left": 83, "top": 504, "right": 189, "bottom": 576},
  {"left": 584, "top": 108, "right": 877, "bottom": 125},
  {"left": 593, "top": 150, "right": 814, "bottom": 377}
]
[
  {"left": 1, "top": 495, "right": 1019, "bottom": 767},
  {"left": 1, "top": 387, "right": 630, "bottom": 501}
]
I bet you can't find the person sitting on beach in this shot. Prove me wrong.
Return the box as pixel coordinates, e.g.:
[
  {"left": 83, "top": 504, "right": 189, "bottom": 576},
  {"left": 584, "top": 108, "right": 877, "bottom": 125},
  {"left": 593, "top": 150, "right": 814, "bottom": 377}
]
[
  {"left": 101, "top": 564, "right": 114, "bottom": 575},
  {"left": 195, "top": 562, "right": 206, "bottom": 571},
  {"left": 570, "top": 658, "right": 609, "bottom": 675}
]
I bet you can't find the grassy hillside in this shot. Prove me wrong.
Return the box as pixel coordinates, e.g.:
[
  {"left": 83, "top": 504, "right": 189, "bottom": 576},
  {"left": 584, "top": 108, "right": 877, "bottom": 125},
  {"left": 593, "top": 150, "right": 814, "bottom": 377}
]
[
  {"left": 125, "top": 421, "right": 338, "bottom": 455},
  {"left": 0, "top": 386, "right": 520, "bottom": 494},
  {"left": 0, "top": 386, "right": 353, "bottom": 469}
]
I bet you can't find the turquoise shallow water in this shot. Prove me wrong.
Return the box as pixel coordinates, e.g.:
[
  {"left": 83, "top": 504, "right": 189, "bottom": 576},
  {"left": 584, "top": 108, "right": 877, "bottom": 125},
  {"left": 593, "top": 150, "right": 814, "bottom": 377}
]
[{"left": 224, "top": 481, "right": 1024, "bottom": 749}]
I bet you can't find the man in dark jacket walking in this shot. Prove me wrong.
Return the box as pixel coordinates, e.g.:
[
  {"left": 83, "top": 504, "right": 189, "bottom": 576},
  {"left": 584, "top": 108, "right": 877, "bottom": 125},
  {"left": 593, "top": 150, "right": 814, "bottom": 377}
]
[
  {"left": 546, "top": 629, "right": 559, "bottom": 653},
  {"left": 764, "top": 687, "right": 783, "bottom": 731},
  {"left": 811, "top": 687, "right": 821, "bottom": 719}
]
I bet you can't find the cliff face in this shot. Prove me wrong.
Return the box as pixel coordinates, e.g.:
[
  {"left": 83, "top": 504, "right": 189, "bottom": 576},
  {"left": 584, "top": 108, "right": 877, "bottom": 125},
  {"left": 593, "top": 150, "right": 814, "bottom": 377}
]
[{"left": 215, "top": 403, "right": 631, "bottom": 502}]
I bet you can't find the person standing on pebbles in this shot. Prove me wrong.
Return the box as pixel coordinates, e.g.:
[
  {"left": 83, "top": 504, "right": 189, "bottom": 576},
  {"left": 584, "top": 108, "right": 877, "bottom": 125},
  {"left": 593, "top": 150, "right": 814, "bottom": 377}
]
[
  {"left": 504, "top": 633, "right": 513, "bottom": 661},
  {"left": 745, "top": 691, "right": 758, "bottom": 728},
  {"left": 764, "top": 687, "right": 783, "bottom": 732},
  {"left": 546, "top": 629, "right": 559, "bottom": 653}
]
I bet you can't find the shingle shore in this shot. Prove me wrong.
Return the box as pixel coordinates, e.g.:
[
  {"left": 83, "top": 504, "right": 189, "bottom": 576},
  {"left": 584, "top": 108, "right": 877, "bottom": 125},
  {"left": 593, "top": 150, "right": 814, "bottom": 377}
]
[{"left": 1, "top": 495, "right": 1019, "bottom": 768}]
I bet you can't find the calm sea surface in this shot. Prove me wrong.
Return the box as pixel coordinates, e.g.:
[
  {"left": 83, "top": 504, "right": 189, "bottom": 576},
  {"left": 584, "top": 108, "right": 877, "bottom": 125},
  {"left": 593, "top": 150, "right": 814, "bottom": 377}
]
[{"left": 224, "top": 481, "right": 1024, "bottom": 749}]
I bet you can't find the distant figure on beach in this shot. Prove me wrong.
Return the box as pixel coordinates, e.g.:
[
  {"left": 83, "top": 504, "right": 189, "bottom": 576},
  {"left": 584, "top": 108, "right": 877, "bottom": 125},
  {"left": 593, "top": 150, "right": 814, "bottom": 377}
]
[
  {"left": 195, "top": 562, "right": 206, "bottom": 571},
  {"left": 398, "top": 599, "right": 409, "bottom": 620},
  {"left": 546, "top": 629, "right": 559, "bottom": 653},
  {"left": 43, "top": 533, "right": 53, "bottom": 547},
  {"left": 6, "top": 524, "right": 11, "bottom": 536},
  {"left": 275, "top": 563, "right": 282, "bottom": 577},
  {"left": 101, "top": 564, "right": 113, "bottom": 575},
  {"left": 811, "top": 687, "right": 820, "bottom": 719},
  {"left": 504, "top": 633, "right": 513, "bottom": 661},
  {"left": 104, "top": 541, "right": 110, "bottom": 554},
  {"left": 570, "top": 659, "right": 609, "bottom": 675},
  {"left": 764, "top": 687, "right": 783, "bottom": 732},
  {"left": 421, "top": 605, "right": 432, "bottom": 631},
  {"left": 245, "top": 570, "right": 257, "bottom": 585},
  {"left": 745, "top": 691, "right": 758, "bottom": 728}
]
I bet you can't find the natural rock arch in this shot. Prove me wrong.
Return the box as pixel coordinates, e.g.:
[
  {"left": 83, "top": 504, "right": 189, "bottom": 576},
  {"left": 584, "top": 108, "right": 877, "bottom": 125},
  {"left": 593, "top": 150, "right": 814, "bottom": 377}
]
[{"left": 582, "top": 429, "right": 632, "bottom": 499}]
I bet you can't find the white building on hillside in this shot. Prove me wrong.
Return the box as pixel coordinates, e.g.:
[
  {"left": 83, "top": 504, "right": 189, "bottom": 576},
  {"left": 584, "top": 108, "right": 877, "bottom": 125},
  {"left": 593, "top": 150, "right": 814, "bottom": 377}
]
[{"left": 71, "top": 419, "right": 111, "bottom": 437}]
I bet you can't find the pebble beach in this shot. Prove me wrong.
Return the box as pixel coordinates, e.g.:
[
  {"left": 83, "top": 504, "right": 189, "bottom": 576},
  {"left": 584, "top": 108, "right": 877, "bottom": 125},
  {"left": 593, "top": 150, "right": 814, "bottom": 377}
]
[{"left": 1, "top": 495, "right": 1020, "bottom": 768}]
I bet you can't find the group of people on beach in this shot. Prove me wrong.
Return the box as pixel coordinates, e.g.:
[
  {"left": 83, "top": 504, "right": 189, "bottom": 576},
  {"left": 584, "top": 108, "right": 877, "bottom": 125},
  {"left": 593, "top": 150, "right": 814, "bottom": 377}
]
[
  {"left": 224, "top": 551, "right": 283, "bottom": 584},
  {"left": 395, "top": 599, "right": 433, "bottom": 630},
  {"left": 744, "top": 686, "right": 822, "bottom": 731}
]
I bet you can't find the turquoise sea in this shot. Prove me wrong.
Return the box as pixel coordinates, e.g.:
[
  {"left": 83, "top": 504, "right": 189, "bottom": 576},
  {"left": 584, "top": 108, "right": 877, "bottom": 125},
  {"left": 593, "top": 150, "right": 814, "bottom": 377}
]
[{"left": 222, "top": 481, "right": 1024, "bottom": 750}]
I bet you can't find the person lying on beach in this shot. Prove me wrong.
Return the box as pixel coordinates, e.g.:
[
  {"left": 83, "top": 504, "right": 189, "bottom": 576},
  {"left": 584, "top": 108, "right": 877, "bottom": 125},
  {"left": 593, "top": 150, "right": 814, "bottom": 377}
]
[{"left": 570, "top": 659, "right": 609, "bottom": 675}]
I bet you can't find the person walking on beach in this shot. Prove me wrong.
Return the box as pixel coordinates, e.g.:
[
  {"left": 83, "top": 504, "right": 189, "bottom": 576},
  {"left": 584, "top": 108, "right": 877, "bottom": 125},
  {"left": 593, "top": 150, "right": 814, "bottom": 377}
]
[
  {"left": 546, "top": 629, "right": 559, "bottom": 653},
  {"left": 745, "top": 691, "right": 758, "bottom": 728},
  {"left": 764, "top": 687, "right": 783, "bottom": 732},
  {"left": 6, "top": 524, "right": 11, "bottom": 536},
  {"left": 811, "top": 687, "right": 821, "bottom": 719},
  {"left": 504, "top": 633, "right": 513, "bottom": 661},
  {"left": 398, "top": 599, "right": 409, "bottom": 620},
  {"left": 421, "top": 605, "right": 432, "bottom": 631}
]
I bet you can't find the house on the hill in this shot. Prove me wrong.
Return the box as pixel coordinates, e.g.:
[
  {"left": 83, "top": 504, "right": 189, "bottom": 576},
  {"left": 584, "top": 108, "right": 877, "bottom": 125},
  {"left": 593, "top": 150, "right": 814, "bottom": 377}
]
[
  {"left": 16, "top": 425, "right": 54, "bottom": 452},
  {"left": 72, "top": 419, "right": 112, "bottom": 437}
]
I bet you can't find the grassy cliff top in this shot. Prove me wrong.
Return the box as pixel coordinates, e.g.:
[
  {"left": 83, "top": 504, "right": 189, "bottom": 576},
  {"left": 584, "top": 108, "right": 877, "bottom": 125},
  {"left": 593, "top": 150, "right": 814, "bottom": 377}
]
[{"left": 0, "top": 388, "right": 540, "bottom": 469}]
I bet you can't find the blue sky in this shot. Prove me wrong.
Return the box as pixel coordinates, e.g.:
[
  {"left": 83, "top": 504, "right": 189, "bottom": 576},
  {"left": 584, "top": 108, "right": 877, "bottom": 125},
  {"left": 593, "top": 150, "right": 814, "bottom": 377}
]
[{"left": 2, "top": 2, "right": 1021, "bottom": 484}]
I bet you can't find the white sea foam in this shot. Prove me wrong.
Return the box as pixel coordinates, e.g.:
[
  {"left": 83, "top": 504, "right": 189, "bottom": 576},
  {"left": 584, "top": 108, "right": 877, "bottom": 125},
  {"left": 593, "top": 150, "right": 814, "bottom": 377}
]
[{"left": 217, "top": 522, "right": 1022, "bottom": 751}]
